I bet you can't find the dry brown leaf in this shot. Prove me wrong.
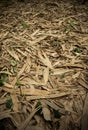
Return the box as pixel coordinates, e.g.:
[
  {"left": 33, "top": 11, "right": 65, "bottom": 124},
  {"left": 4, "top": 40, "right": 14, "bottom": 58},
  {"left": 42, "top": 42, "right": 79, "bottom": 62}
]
[
  {"left": 18, "top": 107, "right": 41, "bottom": 130},
  {"left": 78, "top": 78, "right": 88, "bottom": 90},
  {"left": 51, "top": 69, "right": 73, "bottom": 75},
  {"left": 31, "top": 29, "right": 40, "bottom": 37},
  {"left": 31, "top": 35, "right": 47, "bottom": 44},
  {"left": 43, "top": 67, "right": 49, "bottom": 84},
  {"left": 60, "top": 63, "right": 87, "bottom": 70},
  {"left": 72, "top": 71, "right": 81, "bottom": 79},
  {"left": 12, "top": 56, "right": 30, "bottom": 85},
  {"left": 2, "top": 87, "right": 19, "bottom": 94},
  {"left": 6, "top": 47, "right": 19, "bottom": 61},
  {"left": 4, "top": 82, "right": 14, "bottom": 88},
  {"left": 2, "top": 87, "right": 50, "bottom": 96},
  {"left": 21, "top": 88, "right": 50, "bottom": 96},
  {"left": 42, "top": 107, "right": 51, "bottom": 121},
  {"left": 38, "top": 51, "right": 53, "bottom": 69},
  {"left": 20, "top": 78, "right": 44, "bottom": 85},
  {"left": 17, "top": 56, "right": 30, "bottom": 78},
  {"left": 26, "top": 92, "right": 70, "bottom": 100},
  {"left": 10, "top": 94, "right": 19, "bottom": 112},
  {"left": 43, "top": 100, "right": 63, "bottom": 111},
  {"left": 16, "top": 48, "right": 27, "bottom": 57}
]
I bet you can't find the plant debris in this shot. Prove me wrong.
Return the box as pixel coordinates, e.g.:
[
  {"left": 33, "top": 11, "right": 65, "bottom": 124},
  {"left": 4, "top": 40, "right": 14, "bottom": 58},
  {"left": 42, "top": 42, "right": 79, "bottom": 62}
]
[{"left": 0, "top": 0, "right": 88, "bottom": 129}]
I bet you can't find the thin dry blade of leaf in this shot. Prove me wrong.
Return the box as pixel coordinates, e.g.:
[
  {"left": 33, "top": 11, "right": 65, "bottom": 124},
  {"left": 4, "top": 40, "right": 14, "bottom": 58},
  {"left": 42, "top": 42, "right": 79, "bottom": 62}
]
[
  {"left": 26, "top": 92, "right": 70, "bottom": 100},
  {"left": 10, "top": 94, "right": 19, "bottom": 112},
  {"left": 43, "top": 100, "right": 62, "bottom": 110},
  {"left": 12, "top": 56, "right": 30, "bottom": 85},
  {"left": 17, "top": 56, "right": 30, "bottom": 78},
  {"left": 51, "top": 69, "right": 73, "bottom": 75},
  {"left": 18, "top": 107, "right": 41, "bottom": 130},
  {"left": 20, "top": 78, "right": 45, "bottom": 85},
  {"left": 78, "top": 78, "right": 88, "bottom": 90},
  {"left": 31, "top": 35, "right": 47, "bottom": 44},
  {"left": 38, "top": 51, "right": 53, "bottom": 69},
  {"left": 2, "top": 87, "right": 50, "bottom": 95},
  {"left": 43, "top": 67, "right": 49, "bottom": 84},
  {"left": 22, "top": 88, "right": 50, "bottom": 96},
  {"left": 6, "top": 47, "right": 19, "bottom": 61}
]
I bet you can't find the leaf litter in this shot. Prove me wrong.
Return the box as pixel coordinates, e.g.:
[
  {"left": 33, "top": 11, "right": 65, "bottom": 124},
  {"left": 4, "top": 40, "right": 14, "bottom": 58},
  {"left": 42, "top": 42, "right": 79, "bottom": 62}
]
[{"left": 0, "top": 0, "right": 88, "bottom": 129}]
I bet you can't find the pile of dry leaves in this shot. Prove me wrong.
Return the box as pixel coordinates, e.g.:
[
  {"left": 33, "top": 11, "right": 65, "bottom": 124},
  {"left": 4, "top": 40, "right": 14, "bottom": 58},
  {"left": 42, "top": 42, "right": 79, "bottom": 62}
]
[{"left": 0, "top": 0, "right": 88, "bottom": 130}]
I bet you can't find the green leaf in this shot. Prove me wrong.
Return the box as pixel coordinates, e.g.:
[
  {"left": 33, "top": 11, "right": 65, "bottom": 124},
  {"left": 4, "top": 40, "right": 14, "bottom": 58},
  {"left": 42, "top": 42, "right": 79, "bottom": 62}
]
[
  {"left": 6, "top": 97, "right": 13, "bottom": 109},
  {"left": 36, "top": 101, "right": 42, "bottom": 108},
  {"left": 21, "top": 21, "right": 29, "bottom": 29},
  {"left": 35, "top": 101, "right": 42, "bottom": 114},
  {"left": 11, "top": 59, "right": 18, "bottom": 66},
  {"left": 16, "top": 80, "right": 21, "bottom": 87},
  {"left": 0, "top": 74, "right": 8, "bottom": 86},
  {"left": 73, "top": 48, "right": 82, "bottom": 53}
]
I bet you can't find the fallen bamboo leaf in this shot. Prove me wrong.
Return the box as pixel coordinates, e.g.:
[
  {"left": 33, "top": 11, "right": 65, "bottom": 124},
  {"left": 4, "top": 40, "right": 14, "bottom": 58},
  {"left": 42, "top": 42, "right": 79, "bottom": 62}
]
[
  {"left": 43, "top": 67, "right": 49, "bottom": 84},
  {"left": 20, "top": 78, "right": 45, "bottom": 86},
  {"left": 31, "top": 35, "right": 47, "bottom": 44},
  {"left": 17, "top": 56, "right": 30, "bottom": 78},
  {"left": 2, "top": 87, "right": 19, "bottom": 94},
  {"left": 2, "top": 87, "right": 50, "bottom": 95},
  {"left": 51, "top": 69, "right": 73, "bottom": 75},
  {"left": 57, "top": 64, "right": 88, "bottom": 70},
  {"left": 12, "top": 56, "right": 30, "bottom": 86},
  {"left": 4, "top": 82, "right": 14, "bottom": 88},
  {"left": 6, "top": 47, "right": 19, "bottom": 61},
  {"left": 78, "top": 78, "right": 88, "bottom": 90},
  {"left": 38, "top": 51, "right": 53, "bottom": 69},
  {"left": 10, "top": 94, "right": 19, "bottom": 112},
  {"left": 43, "top": 99, "right": 64, "bottom": 110},
  {"left": 21, "top": 88, "right": 50, "bottom": 95},
  {"left": 26, "top": 92, "right": 70, "bottom": 100},
  {"left": 18, "top": 107, "right": 41, "bottom": 130}
]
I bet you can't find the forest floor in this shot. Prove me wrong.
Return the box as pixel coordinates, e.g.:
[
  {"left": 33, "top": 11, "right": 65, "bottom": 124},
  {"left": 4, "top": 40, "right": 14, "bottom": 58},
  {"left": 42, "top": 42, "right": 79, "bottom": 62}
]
[{"left": 0, "top": 0, "right": 88, "bottom": 130}]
